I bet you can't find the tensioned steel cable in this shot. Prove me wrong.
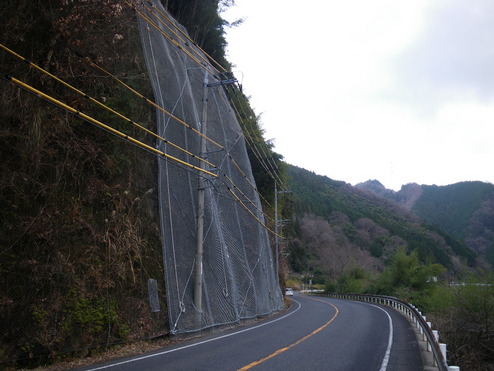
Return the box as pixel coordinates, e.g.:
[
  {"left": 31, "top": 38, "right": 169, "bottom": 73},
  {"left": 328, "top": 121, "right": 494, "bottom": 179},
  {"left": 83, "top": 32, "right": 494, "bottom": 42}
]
[
  {"left": 215, "top": 90, "right": 276, "bottom": 210},
  {"left": 140, "top": 0, "right": 285, "bottom": 215},
  {"left": 84, "top": 50, "right": 274, "bottom": 216},
  {"left": 136, "top": 3, "right": 288, "bottom": 231},
  {"left": 230, "top": 89, "right": 287, "bottom": 190},
  {"left": 30, "top": 2, "right": 280, "bottom": 234},
  {"left": 139, "top": 21, "right": 275, "bottom": 224},
  {"left": 229, "top": 92, "right": 282, "bottom": 185},
  {"left": 227, "top": 150, "right": 274, "bottom": 210},
  {"left": 0, "top": 43, "right": 218, "bottom": 171},
  {"left": 85, "top": 58, "right": 224, "bottom": 150},
  {"left": 3, "top": 75, "right": 282, "bottom": 236},
  {"left": 89, "top": 55, "right": 274, "bottom": 225},
  {"left": 127, "top": 1, "right": 218, "bottom": 77},
  {"left": 143, "top": 0, "right": 228, "bottom": 74},
  {"left": 139, "top": 1, "right": 226, "bottom": 76},
  {"left": 206, "top": 85, "right": 276, "bottom": 222},
  {"left": 2, "top": 7, "right": 285, "bottom": 245},
  {"left": 230, "top": 98, "right": 281, "bottom": 187},
  {"left": 227, "top": 187, "right": 280, "bottom": 237},
  {"left": 221, "top": 173, "right": 275, "bottom": 224},
  {"left": 236, "top": 95, "right": 287, "bottom": 189},
  {"left": 123, "top": 2, "right": 281, "bottom": 214},
  {"left": 3, "top": 75, "right": 218, "bottom": 178}
]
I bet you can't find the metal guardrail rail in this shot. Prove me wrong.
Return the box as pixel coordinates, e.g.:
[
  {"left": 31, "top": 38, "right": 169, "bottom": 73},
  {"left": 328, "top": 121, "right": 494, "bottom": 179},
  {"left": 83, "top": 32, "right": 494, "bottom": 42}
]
[{"left": 313, "top": 293, "right": 460, "bottom": 371}]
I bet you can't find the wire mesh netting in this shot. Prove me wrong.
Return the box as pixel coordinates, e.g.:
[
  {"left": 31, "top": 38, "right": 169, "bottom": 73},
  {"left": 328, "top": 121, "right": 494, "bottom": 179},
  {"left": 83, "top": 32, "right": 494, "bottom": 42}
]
[
  {"left": 0, "top": 2, "right": 282, "bottom": 366},
  {"left": 138, "top": 1, "right": 283, "bottom": 334}
]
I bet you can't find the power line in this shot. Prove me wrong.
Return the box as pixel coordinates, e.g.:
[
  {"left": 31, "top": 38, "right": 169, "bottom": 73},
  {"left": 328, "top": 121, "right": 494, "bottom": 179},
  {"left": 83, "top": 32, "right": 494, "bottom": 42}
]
[
  {"left": 229, "top": 94, "right": 286, "bottom": 191},
  {"left": 233, "top": 90, "right": 287, "bottom": 190}
]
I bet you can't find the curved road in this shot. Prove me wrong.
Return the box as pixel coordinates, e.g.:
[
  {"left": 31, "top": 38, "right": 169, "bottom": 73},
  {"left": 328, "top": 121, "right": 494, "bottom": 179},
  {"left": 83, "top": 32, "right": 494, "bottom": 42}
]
[{"left": 77, "top": 294, "right": 422, "bottom": 371}]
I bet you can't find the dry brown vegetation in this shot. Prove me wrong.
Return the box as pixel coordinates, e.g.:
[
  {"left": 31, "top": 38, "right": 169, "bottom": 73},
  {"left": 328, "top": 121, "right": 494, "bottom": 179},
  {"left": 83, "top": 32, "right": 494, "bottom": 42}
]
[{"left": 1, "top": 1, "right": 167, "bottom": 367}]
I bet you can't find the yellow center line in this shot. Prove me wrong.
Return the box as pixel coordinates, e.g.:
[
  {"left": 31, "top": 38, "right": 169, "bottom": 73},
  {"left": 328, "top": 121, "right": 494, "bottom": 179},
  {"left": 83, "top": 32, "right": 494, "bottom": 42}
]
[{"left": 237, "top": 297, "right": 339, "bottom": 370}]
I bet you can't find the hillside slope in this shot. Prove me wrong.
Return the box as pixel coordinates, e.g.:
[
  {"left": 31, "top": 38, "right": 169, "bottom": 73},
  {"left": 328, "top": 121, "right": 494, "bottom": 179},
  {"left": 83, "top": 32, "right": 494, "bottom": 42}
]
[
  {"left": 413, "top": 182, "right": 494, "bottom": 259},
  {"left": 0, "top": 0, "right": 286, "bottom": 367},
  {"left": 1, "top": 1, "right": 168, "bottom": 366},
  {"left": 286, "top": 166, "right": 475, "bottom": 281},
  {"left": 357, "top": 180, "right": 494, "bottom": 266}
]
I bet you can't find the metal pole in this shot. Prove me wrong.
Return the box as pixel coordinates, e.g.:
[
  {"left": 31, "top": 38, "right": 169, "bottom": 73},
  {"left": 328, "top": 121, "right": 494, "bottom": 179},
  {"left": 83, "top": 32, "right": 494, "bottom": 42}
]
[
  {"left": 274, "top": 182, "right": 279, "bottom": 280},
  {"left": 194, "top": 71, "right": 209, "bottom": 313}
]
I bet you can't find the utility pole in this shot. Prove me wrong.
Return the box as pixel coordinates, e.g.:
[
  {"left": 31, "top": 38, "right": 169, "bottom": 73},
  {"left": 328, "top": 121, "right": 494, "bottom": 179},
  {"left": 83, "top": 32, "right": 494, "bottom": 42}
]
[
  {"left": 274, "top": 183, "right": 291, "bottom": 281},
  {"left": 275, "top": 182, "right": 279, "bottom": 280},
  {"left": 194, "top": 71, "right": 238, "bottom": 313},
  {"left": 194, "top": 71, "right": 209, "bottom": 313}
]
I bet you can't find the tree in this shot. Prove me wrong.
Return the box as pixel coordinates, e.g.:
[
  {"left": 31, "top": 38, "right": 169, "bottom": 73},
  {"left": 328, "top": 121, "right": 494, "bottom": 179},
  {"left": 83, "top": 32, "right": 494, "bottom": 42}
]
[{"left": 372, "top": 248, "right": 445, "bottom": 298}]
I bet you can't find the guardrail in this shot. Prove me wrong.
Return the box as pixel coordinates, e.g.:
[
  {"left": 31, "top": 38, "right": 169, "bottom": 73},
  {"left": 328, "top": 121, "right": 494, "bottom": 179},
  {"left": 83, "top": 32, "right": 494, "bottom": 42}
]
[{"left": 313, "top": 293, "right": 460, "bottom": 371}]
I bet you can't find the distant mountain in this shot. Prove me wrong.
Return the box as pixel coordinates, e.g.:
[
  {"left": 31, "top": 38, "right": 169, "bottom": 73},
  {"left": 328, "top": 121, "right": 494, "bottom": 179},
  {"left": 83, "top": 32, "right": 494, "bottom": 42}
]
[
  {"left": 413, "top": 182, "right": 494, "bottom": 261},
  {"left": 356, "top": 180, "right": 424, "bottom": 209},
  {"left": 355, "top": 179, "right": 397, "bottom": 199},
  {"left": 285, "top": 166, "right": 476, "bottom": 281},
  {"left": 357, "top": 180, "right": 494, "bottom": 266}
]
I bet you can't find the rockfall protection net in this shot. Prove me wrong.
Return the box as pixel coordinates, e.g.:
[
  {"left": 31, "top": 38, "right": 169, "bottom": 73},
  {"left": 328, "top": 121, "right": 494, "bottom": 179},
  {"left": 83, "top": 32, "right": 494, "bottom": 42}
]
[{"left": 137, "top": 1, "right": 283, "bottom": 334}]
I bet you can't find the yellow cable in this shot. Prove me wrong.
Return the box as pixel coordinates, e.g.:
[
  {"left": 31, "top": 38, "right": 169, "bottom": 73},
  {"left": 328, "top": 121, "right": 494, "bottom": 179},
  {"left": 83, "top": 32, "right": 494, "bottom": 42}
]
[
  {"left": 231, "top": 98, "right": 276, "bottom": 180},
  {"left": 88, "top": 60, "right": 224, "bottom": 150},
  {"left": 5, "top": 76, "right": 217, "bottom": 178},
  {"left": 145, "top": 1, "right": 227, "bottom": 73},
  {"left": 227, "top": 187, "right": 281, "bottom": 238},
  {"left": 214, "top": 90, "right": 274, "bottom": 209},
  {"left": 231, "top": 92, "right": 287, "bottom": 190},
  {"left": 0, "top": 43, "right": 217, "bottom": 170},
  {"left": 141, "top": 2, "right": 222, "bottom": 74},
  {"left": 223, "top": 174, "right": 275, "bottom": 224},
  {"left": 128, "top": 1, "right": 218, "bottom": 77},
  {"left": 229, "top": 99, "right": 277, "bottom": 209},
  {"left": 238, "top": 95, "right": 286, "bottom": 189}
]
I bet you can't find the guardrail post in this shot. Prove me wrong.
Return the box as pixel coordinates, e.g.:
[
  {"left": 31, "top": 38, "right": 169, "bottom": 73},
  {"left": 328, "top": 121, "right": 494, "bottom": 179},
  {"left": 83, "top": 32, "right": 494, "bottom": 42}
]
[
  {"left": 440, "top": 343, "right": 447, "bottom": 363},
  {"left": 425, "top": 322, "right": 432, "bottom": 352},
  {"left": 433, "top": 330, "right": 439, "bottom": 343},
  {"left": 448, "top": 366, "right": 460, "bottom": 371}
]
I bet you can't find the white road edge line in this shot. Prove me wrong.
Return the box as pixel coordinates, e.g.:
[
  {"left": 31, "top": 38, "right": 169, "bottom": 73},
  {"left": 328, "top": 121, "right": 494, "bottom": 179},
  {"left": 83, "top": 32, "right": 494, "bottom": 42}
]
[
  {"left": 369, "top": 304, "right": 393, "bottom": 371},
  {"left": 85, "top": 299, "right": 302, "bottom": 370}
]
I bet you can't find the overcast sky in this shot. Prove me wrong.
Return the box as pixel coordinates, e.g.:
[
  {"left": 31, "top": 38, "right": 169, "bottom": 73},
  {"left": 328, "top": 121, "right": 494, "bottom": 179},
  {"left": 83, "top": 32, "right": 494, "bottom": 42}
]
[{"left": 223, "top": 0, "right": 494, "bottom": 191}]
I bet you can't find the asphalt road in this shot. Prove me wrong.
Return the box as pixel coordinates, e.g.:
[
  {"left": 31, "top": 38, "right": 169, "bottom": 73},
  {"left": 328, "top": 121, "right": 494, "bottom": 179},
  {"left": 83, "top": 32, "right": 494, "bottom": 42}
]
[{"left": 76, "top": 294, "right": 422, "bottom": 371}]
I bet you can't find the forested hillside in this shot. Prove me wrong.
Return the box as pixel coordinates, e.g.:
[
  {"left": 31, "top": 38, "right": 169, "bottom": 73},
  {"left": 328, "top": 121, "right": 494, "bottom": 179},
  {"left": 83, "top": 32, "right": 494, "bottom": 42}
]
[
  {"left": 413, "top": 182, "right": 494, "bottom": 266},
  {"left": 3, "top": 0, "right": 490, "bottom": 369},
  {"left": 285, "top": 165, "right": 476, "bottom": 284},
  {"left": 357, "top": 180, "right": 494, "bottom": 267},
  {"left": 0, "top": 0, "right": 283, "bottom": 367},
  {"left": 1, "top": 1, "right": 167, "bottom": 367}
]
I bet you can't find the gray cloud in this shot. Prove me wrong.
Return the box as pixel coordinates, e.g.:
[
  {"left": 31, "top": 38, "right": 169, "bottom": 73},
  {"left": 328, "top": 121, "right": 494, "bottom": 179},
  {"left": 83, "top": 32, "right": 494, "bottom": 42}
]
[{"left": 388, "top": 0, "right": 494, "bottom": 113}]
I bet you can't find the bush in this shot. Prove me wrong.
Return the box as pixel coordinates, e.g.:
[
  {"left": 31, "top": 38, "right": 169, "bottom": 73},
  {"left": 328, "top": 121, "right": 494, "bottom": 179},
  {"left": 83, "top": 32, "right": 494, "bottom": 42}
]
[{"left": 429, "top": 277, "right": 494, "bottom": 370}]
